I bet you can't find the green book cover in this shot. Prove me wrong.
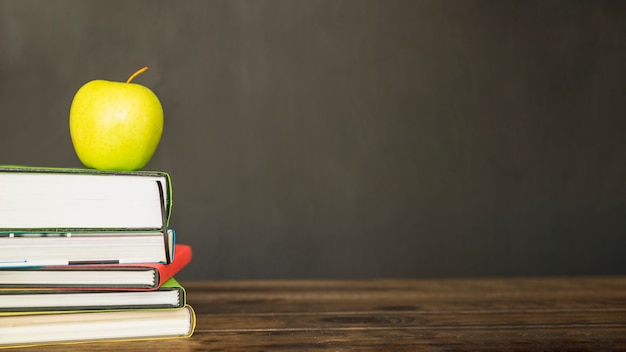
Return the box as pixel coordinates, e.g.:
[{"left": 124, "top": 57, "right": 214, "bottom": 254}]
[{"left": 0, "top": 278, "right": 186, "bottom": 315}]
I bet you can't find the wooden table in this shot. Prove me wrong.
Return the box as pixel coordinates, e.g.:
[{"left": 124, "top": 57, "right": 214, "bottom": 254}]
[{"left": 14, "top": 277, "right": 626, "bottom": 351}]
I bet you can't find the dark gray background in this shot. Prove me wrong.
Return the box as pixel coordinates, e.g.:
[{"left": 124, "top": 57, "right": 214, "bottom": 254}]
[{"left": 1, "top": 0, "right": 625, "bottom": 280}]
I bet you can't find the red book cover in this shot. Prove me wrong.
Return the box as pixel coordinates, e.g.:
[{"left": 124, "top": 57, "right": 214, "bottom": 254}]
[{"left": 0, "top": 244, "right": 192, "bottom": 290}]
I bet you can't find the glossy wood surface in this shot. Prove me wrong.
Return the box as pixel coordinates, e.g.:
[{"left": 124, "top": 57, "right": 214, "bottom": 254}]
[{"left": 11, "top": 277, "right": 626, "bottom": 351}]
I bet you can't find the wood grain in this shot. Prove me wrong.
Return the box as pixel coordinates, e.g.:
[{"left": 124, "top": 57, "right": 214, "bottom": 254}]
[{"left": 10, "top": 277, "right": 626, "bottom": 351}]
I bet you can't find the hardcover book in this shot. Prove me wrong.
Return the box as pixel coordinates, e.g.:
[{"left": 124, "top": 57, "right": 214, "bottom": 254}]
[
  {"left": 0, "top": 244, "right": 191, "bottom": 289},
  {"left": 0, "top": 278, "right": 187, "bottom": 312},
  {"left": 0, "top": 228, "right": 177, "bottom": 267},
  {"left": 0, "top": 166, "right": 172, "bottom": 232},
  {"left": 0, "top": 305, "right": 196, "bottom": 348}
]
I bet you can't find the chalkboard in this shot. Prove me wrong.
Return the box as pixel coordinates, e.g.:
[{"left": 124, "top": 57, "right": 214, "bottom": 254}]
[{"left": 0, "top": 0, "right": 624, "bottom": 279}]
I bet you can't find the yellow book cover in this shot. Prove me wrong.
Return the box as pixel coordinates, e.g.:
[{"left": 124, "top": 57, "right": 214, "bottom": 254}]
[{"left": 0, "top": 305, "right": 196, "bottom": 349}]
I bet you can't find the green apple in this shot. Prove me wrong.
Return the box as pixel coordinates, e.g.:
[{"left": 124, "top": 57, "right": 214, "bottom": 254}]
[{"left": 69, "top": 67, "right": 164, "bottom": 171}]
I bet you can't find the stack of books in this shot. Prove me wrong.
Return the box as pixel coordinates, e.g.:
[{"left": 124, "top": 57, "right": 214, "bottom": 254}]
[{"left": 0, "top": 166, "right": 196, "bottom": 348}]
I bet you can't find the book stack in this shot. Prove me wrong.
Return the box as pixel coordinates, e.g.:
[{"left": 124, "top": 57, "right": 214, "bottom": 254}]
[{"left": 0, "top": 166, "right": 196, "bottom": 348}]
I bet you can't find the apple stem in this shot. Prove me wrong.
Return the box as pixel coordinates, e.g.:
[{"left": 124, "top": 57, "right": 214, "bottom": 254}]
[{"left": 126, "top": 67, "right": 149, "bottom": 83}]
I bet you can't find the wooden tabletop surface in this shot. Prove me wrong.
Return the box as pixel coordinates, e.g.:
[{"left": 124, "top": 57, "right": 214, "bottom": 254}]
[{"left": 13, "top": 276, "right": 626, "bottom": 351}]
